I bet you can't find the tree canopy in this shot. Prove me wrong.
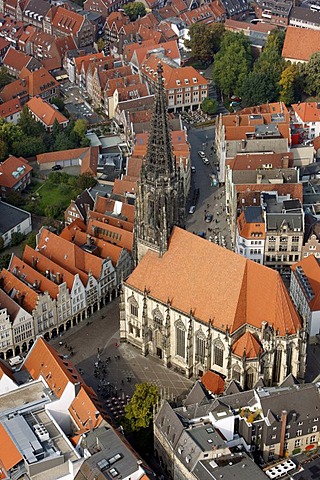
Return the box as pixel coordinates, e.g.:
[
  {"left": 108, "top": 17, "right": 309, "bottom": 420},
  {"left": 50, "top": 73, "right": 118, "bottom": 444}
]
[
  {"left": 122, "top": 383, "right": 159, "bottom": 432},
  {"left": 123, "top": 2, "right": 146, "bottom": 21},
  {"left": 185, "top": 23, "right": 224, "bottom": 66},
  {"left": 304, "top": 51, "right": 320, "bottom": 96},
  {"left": 201, "top": 98, "right": 219, "bottom": 115},
  {"left": 213, "top": 32, "right": 252, "bottom": 98}
]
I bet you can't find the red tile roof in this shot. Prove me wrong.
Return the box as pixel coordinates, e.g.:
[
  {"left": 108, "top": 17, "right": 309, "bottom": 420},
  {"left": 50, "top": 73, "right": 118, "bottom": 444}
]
[
  {"left": 282, "top": 26, "right": 320, "bottom": 62},
  {"left": 292, "top": 102, "right": 320, "bottom": 123},
  {"left": 237, "top": 210, "right": 266, "bottom": 240},
  {"left": 235, "top": 183, "right": 303, "bottom": 205},
  {"left": 291, "top": 254, "right": 320, "bottom": 311},
  {"left": 227, "top": 152, "right": 293, "bottom": 171},
  {"left": 94, "top": 196, "right": 135, "bottom": 224},
  {"left": 24, "top": 337, "right": 83, "bottom": 398},
  {"left": 87, "top": 217, "right": 133, "bottom": 252},
  {"left": 0, "top": 423, "right": 23, "bottom": 471},
  {"left": 68, "top": 386, "right": 103, "bottom": 432},
  {"left": 0, "top": 98, "right": 22, "bottom": 119},
  {"left": 3, "top": 46, "right": 31, "bottom": 71},
  {"left": 27, "top": 96, "right": 68, "bottom": 127},
  {"left": 52, "top": 6, "right": 85, "bottom": 36},
  {"left": 0, "top": 268, "right": 38, "bottom": 313},
  {"left": 201, "top": 371, "right": 225, "bottom": 394},
  {"left": 126, "top": 227, "right": 301, "bottom": 335},
  {"left": 0, "top": 155, "right": 32, "bottom": 189},
  {"left": 232, "top": 331, "right": 262, "bottom": 358},
  {"left": 36, "top": 147, "right": 98, "bottom": 175},
  {"left": 19, "top": 66, "right": 59, "bottom": 97}
]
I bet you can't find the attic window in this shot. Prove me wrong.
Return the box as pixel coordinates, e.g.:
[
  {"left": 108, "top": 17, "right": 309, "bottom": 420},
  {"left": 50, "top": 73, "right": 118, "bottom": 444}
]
[
  {"left": 185, "top": 79, "right": 189, "bottom": 84},
  {"left": 193, "top": 78, "right": 198, "bottom": 83},
  {"left": 176, "top": 80, "right": 181, "bottom": 85},
  {"left": 109, "top": 468, "right": 119, "bottom": 477},
  {"left": 206, "top": 427, "right": 214, "bottom": 433}
]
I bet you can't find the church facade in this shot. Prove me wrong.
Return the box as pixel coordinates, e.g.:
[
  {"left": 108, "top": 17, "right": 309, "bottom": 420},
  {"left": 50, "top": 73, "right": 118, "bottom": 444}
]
[{"left": 120, "top": 64, "right": 306, "bottom": 389}]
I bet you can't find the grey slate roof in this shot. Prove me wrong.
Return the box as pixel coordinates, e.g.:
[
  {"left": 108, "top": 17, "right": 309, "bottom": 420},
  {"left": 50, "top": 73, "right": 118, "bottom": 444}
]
[
  {"left": 232, "top": 167, "right": 298, "bottom": 185},
  {"left": 0, "top": 201, "right": 31, "bottom": 236},
  {"left": 184, "top": 380, "right": 212, "bottom": 406},
  {"left": 244, "top": 206, "right": 263, "bottom": 223},
  {"left": 290, "top": 6, "right": 320, "bottom": 24},
  {"left": 193, "top": 452, "right": 268, "bottom": 480},
  {"left": 220, "top": 0, "right": 248, "bottom": 16},
  {"left": 74, "top": 188, "right": 94, "bottom": 221}
]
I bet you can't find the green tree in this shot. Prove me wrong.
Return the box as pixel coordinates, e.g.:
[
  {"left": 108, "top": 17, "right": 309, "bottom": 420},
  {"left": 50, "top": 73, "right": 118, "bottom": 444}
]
[
  {"left": 0, "top": 119, "right": 23, "bottom": 148},
  {"left": 0, "top": 67, "right": 12, "bottom": 89},
  {"left": 279, "top": 63, "right": 303, "bottom": 105},
  {"left": 52, "top": 118, "right": 62, "bottom": 138},
  {"left": 304, "top": 51, "right": 320, "bottom": 96},
  {"left": 0, "top": 253, "right": 10, "bottom": 269},
  {"left": 0, "top": 139, "right": 8, "bottom": 161},
  {"left": 18, "top": 106, "right": 46, "bottom": 137},
  {"left": 201, "top": 98, "right": 219, "bottom": 115},
  {"left": 213, "top": 32, "right": 252, "bottom": 98},
  {"left": 122, "top": 383, "right": 159, "bottom": 432},
  {"left": 53, "top": 132, "right": 74, "bottom": 151},
  {"left": 5, "top": 190, "right": 24, "bottom": 207},
  {"left": 97, "top": 38, "right": 105, "bottom": 52},
  {"left": 123, "top": 1, "right": 146, "bottom": 21},
  {"left": 50, "top": 96, "right": 65, "bottom": 111},
  {"left": 73, "top": 119, "right": 88, "bottom": 138},
  {"left": 11, "top": 232, "right": 25, "bottom": 246},
  {"left": 74, "top": 173, "right": 96, "bottom": 194},
  {"left": 44, "top": 204, "right": 63, "bottom": 219},
  {"left": 185, "top": 23, "right": 225, "bottom": 66},
  {"left": 23, "top": 232, "right": 37, "bottom": 249},
  {"left": 0, "top": 236, "right": 4, "bottom": 252},
  {"left": 241, "top": 71, "right": 279, "bottom": 106},
  {"left": 12, "top": 136, "right": 46, "bottom": 158}
]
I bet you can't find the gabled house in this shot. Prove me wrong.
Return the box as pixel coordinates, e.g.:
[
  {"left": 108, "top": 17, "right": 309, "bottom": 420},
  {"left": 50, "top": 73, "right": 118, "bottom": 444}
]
[
  {"left": 0, "top": 201, "right": 32, "bottom": 247},
  {"left": 49, "top": 6, "right": 95, "bottom": 48},
  {"left": 2, "top": 46, "right": 41, "bottom": 78},
  {"left": 0, "top": 155, "right": 32, "bottom": 197},
  {"left": 0, "top": 97, "right": 22, "bottom": 124},
  {"left": 282, "top": 26, "right": 320, "bottom": 63},
  {"left": 64, "top": 188, "right": 94, "bottom": 225},
  {"left": 27, "top": 96, "right": 69, "bottom": 131}
]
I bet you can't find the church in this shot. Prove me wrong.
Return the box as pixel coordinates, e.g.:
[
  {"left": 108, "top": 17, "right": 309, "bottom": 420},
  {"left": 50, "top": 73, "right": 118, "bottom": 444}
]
[{"left": 120, "top": 64, "right": 307, "bottom": 389}]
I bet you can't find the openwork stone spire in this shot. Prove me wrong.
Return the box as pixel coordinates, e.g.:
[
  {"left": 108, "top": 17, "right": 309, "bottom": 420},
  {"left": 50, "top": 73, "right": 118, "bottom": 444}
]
[
  {"left": 133, "top": 61, "right": 185, "bottom": 265},
  {"left": 143, "top": 62, "right": 175, "bottom": 179}
]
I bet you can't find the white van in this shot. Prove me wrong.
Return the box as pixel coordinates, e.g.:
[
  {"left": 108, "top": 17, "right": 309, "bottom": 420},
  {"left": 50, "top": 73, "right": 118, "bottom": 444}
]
[{"left": 8, "top": 355, "right": 23, "bottom": 367}]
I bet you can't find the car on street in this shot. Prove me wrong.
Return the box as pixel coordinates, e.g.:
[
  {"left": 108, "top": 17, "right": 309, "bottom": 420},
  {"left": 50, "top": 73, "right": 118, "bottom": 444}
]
[
  {"left": 198, "top": 151, "right": 205, "bottom": 158},
  {"left": 203, "top": 157, "right": 210, "bottom": 165},
  {"left": 198, "top": 231, "right": 206, "bottom": 238},
  {"left": 189, "top": 205, "right": 196, "bottom": 214},
  {"left": 191, "top": 166, "right": 196, "bottom": 173},
  {"left": 52, "top": 165, "right": 62, "bottom": 171},
  {"left": 205, "top": 213, "right": 213, "bottom": 223}
]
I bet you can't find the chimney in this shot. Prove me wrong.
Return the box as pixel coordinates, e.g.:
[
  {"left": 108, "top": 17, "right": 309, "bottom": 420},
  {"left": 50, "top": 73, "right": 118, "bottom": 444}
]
[
  {"left": 56, "top": 271, "right": 61, "bottom": 284},
  {"left": 279, "top": 410, "right": 287, "bottom": 457},
  {"left": 282, "top": 155, "right": 289, "bottom": 169},
  {"left": 241, "top": 139, "right": 247, "bottom": 150},
  {"left": 236, "top": 115, "right": 240, "bottom": 127}
]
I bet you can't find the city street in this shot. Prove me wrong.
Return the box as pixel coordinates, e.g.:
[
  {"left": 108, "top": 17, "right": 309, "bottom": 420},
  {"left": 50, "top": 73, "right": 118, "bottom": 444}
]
[{"left": 186, "top": 125, "right": 233, "bottom": 250}]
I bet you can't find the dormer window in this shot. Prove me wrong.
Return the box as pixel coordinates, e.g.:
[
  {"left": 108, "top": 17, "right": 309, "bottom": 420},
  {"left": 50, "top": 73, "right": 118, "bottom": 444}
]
[
  {"left": 185, "top": 79, "right": 189, "bottom": 84},
  {"left": 193, "top": 78, "right": 197, "bottom": 83},
  {"left": 176, "top": 80, "right": 181, "bottom": 86}
]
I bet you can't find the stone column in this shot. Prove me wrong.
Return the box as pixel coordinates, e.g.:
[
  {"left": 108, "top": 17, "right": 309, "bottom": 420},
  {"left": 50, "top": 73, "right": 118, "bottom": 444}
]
[
  {"left": 141, "top": 288, "right": 149, "bottom": 357},
  {"left": 119, "top": 283, "right": 126, "bottom": 342},
  {"left": 186, "top": 311, "right": 194, "bottom": 378},
  {"left": 163, "top": 301, "right": 171, "bottom": 368}
]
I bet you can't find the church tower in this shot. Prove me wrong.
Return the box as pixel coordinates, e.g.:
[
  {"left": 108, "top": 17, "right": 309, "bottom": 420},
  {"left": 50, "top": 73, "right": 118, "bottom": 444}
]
[{"left": 133, "top": 63, "right": 185, "bottom": 265}]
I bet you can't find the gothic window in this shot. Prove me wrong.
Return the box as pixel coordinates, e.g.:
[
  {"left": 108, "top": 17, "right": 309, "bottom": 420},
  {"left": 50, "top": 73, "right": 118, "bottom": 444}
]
[
  {"left": 233, "top": 365, "right": 241, "bottom": 383},
  {"left": 148, "top": 199, "right": 154, "bottom": 226},
  {"left": 245, "top": 368, "right": 254, "bottom": 390},
  {"left": 153, "top": 307, "right": 163, "bottom": 327},
  {"left": 196, "top": 334, "right": 206, "bottom": 360},
  {"left": 213, "top": 340, "right": 224, "bottom": 367},
  {"left": 129, "top": 296, "right": 139, "bottom": 317},
  {"left": 286, "top": 343, "right": 293, "bottom": 376},
  {"left": 175, "top": 320, "right": 186, "bottom": 358},
  {"left": 272, "top": 347, "right": 282, "bottom": 384}
]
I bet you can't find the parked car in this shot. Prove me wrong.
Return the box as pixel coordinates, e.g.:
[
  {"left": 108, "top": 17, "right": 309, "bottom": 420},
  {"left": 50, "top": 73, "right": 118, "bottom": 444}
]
[
  {"left": 198, "top": 231, "right": 206, "bottom": 238},
  {"left": 198, "top": 151, "right": 205, "bottom": 158},
  {"left": 52, "top": 165, "right": 62, "bottom": 171},
  {"left": 230, "top": 95, "right": 241, "bottom": 103},
  {"left": 203, "top": 157, "right": 210, "bottom": 165},
  {"left": 191, "top": 166, "right": 196, "bottom": 173},
  {"left": 205, "top": 214, "right": 213, "bottom": 223},
  {"left": 189, "top": 205, "right": 196, "bottom": 214}
]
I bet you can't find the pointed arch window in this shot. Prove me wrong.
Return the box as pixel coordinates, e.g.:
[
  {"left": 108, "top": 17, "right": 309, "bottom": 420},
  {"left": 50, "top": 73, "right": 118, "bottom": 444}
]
[
  {"left": 129, "top": 296, "right": 139, "bottom": 317},
  {"left": 196, "top": 331, "right": 206, "bottom": 360},
  {"left": 233, "top": 365, "right": 241, "bottom": 383},
  {"left": 272, "top": 347, "right": 282, "bottom": 384},
  {"left": 245, "top": 368, "right": 254, "bottom": 390},
  {"left": 176, "top": 319, "right": 186, "bottom": 359},
  {"left": 213, "top": 339, "right": 224, "bottom": 368}
]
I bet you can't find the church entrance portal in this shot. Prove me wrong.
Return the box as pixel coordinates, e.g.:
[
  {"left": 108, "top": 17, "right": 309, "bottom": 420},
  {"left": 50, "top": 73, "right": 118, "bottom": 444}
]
[{"left": 156, "top": 347, "right": 162, "bottom": 359}]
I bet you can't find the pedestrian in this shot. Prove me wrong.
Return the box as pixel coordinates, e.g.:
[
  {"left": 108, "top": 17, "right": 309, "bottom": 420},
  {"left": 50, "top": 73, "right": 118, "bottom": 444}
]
[
  {"left": 121, "top": 379, "right": 124, "bottom": 385},
  {"left": 115, "top": 342, "right": 118, "bottom": 347}
]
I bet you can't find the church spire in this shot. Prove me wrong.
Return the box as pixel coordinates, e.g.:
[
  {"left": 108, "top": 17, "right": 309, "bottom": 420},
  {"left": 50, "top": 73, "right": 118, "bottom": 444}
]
[
  {"left": 133, "top": 61, "right": 185, "bottom": 265},
  {"left": 143, "top": 63, "right": 175, "bottom": 179}
]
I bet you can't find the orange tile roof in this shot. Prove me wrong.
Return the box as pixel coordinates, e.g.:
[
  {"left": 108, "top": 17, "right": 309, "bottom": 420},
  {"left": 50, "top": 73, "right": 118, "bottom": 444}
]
[
  {"left": 0, "top": 78, "right": 29, "bottom": 103},
  {"left": 0, "top": 268, "right": 38, "bottom": 313},
  {"left": 225, "top": 18, "right": 276, "bottom": 34},
  {"left": 0, "top": 97, "right": 22, "bottom": 118},
  {"left": 127, "top": 157, "right": 143, "bottom": 178},
  {"left": 52, "top": 6, "right": 84, "bottom": 36},
  {"left": 232, "top": 331, "right": 261, "bottom": 358},
  {"left": 23, "top": 245, "right": 76, "bottom": 291},
  {"left": 3, "top": 46, "right": 31, "bottom": 71},
  {"left": 9, "top": 255, "right": 60, "bottom": 299},
  {"left": 237, "top": 210, "right": 266, "bottom": 240},
  {"left": 123, "top": 39, "right": 158, "bottom": 63},
  {"left": 126, "top": 227, "right": 301, "bottom": 335},
  {"left": 68, "top": 386, "right": 103, "bottom": 432},
  {"left": 282, "top": 26, "right": 320, "bottom": 62},
  {"left": 0, "top": 423, "right": 23, "bottom": 471},
  {"left": 60, "top": 225, "right": 124, "bottom": 266},
  {"left": 24, "top": 337, "right": 83, "bottom": 398},
  {"left": 89, "top": 210, "right": 134, "bottom": 233},
  {"left": 112, "top": 178, "right": 137, "bottom": 196},
  {"left": 235, "top": 183, "right": 303, "bottom": 204},
  {"left": 292, "top": 102, "right": 320, "bottom": 123},
  {"left": 201, "top": 371, "right": 225, "bottom": 394},
  {"left": 227, "top": 152, "right": 293, "bottom": 171},
  {"left": 142, "top": 55, "right": 208, "bottom": 90},
  {"left": 37, "top": 228, "right": 104, "bottom": 281},
  {"left": 94, "top": 196, "right": 135, "bottom": 224},
  {"left": 19, "top": 66, "right": 59, "bottom": 97},
  {"left": 291, "top": 254, "right": 320, "bottom": 311},
  {"left": 87, "top": 218, "right": 133, "bottom": 252},
  {"left": 0, "top": 155, "right": 32, "bottom": 188},
  {"left": 27, "top": 96, "right": 68, "bottom": 127},
  {"left": 37, "top": 147, "right": 98, "bottom": 175},
  {"left": 74, "top": 52, "right": 104, "bottom": 75}
]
